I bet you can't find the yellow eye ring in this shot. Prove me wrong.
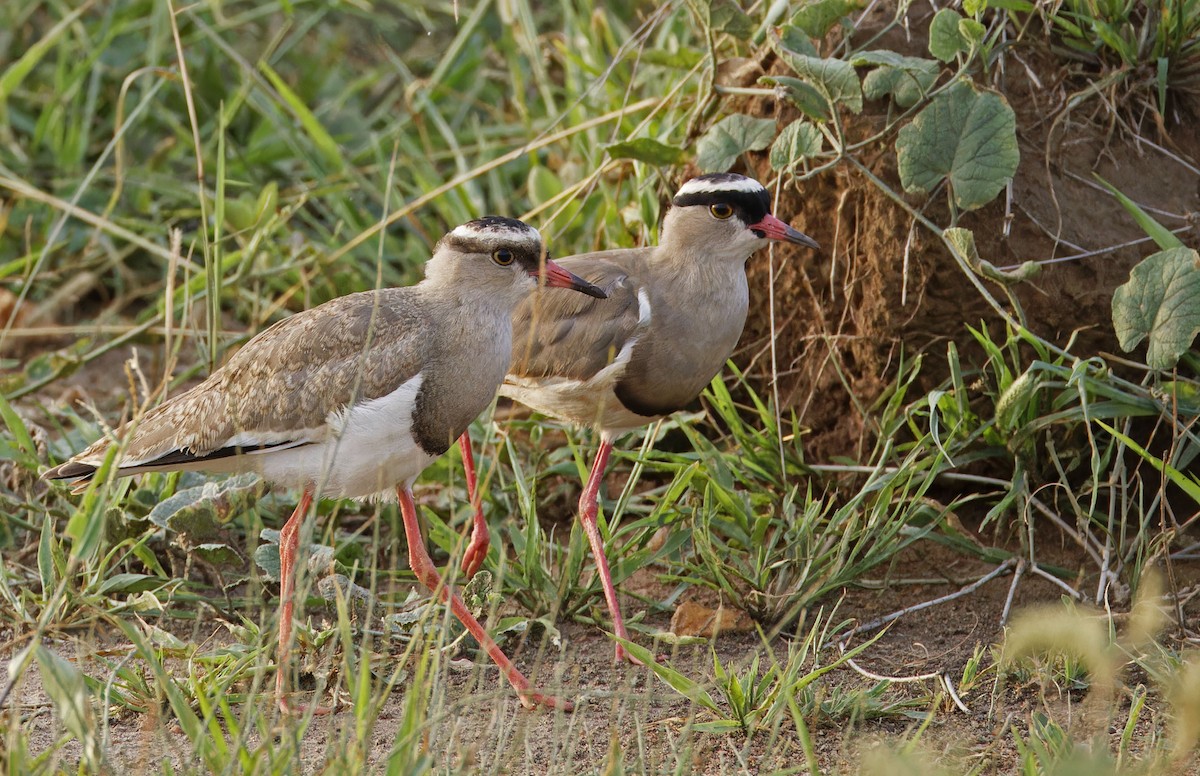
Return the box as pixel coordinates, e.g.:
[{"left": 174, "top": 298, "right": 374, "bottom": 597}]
[
  {"left": 709, "top": 203, "right": 734, "bottom": 219},
  {"left": 492, "top": 248, "right": 515, "bottom": 266}
]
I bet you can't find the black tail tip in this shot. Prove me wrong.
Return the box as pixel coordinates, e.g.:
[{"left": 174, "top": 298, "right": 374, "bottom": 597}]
[{"left": 42, "top": 461, "right": 97, "bottom": 482}]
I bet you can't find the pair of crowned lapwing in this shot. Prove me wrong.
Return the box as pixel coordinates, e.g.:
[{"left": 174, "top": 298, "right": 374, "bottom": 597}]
[{"left": 44, "top": 172, "right": 818, "bottom": 713}]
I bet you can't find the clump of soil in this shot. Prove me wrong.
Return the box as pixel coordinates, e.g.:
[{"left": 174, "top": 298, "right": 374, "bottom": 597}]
[{"left": 733, "top": 4, "right": 1200, "bottom": 462}]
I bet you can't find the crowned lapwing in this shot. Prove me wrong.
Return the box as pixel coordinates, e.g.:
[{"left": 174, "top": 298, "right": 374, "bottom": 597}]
[
  {"left": 45, "top": 216, "right": 605, "bottom": 712},
  {"left": 459, "top": 174, "right": 818, "bottom": 663}
]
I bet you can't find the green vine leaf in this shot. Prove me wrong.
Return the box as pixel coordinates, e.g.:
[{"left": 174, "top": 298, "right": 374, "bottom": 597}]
[
  {"left": 702, "top": 0, "right": 756, "bottom": 39},
  {"left": 605, "top": 138, "right": 686, "bottom": 166},
  {"left": 896, "top": 81, "right": 1019, "bottom": 211},
  {"left": 775, "top": 24, "right": 819, "bottom": 56},
  {"left": 696, "top": 114, "right": 776, "bottom": 172},
  {"left": 771, "top": 40, "right": 863, "bottom": 115},
  {"left": 789, "top": 0, "right": 864, "bottom": 39},
  {"left": 770, "top": 120, "right": 822, "bottom": 170},
  {"left": 929, "top": 8, "right": 970, "bottom": 62},
  {"left": 960, "top": 17, "right": 986, "bottom": 47},
  {"left": 853, "top": 50, "right": 940, "bottom": 107},
  {"left": 762, "top": 75, "right": 832, "bottom": 121},
  {"left": 147, "top": 472, "right": 261, "bottom": 534},
  {"left": 1112, "top": 247, "right": 1200, "bottom": 369}
]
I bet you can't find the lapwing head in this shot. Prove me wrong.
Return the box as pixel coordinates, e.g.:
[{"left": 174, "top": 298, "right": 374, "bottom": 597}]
[
  {"left": 662, "top": 173, "right": 819, "bottom": 262},
  {"left": 430, "top": 216, "right": 606, "bottom": 300}
]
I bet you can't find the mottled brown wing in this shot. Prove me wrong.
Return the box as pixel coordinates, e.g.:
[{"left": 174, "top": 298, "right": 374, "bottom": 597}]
[
  {"left": 92, "top": 289, "right": 430, "bottom": 466},
  {"left": 509, "top": 253, "right": 647, "bottom": 382}
]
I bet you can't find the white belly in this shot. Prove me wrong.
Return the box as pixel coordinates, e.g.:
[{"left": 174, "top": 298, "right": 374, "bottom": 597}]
[
  {"left": 500, "top": 374, "right": 656, "bottom": 433},
  {"left": 253, "top": 374, "right": 436, "bottom": 499}
]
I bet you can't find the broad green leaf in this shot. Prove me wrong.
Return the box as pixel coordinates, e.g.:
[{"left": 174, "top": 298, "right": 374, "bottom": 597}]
[
  {"left": 1112, "top": 247, "right": 1200, "bottom": 369},
  {"left": 147, "top": 472, "right": 261, "bottom": 533},
  {"left": 771, "top": 45, "right": 863, "bottom": 114},
  {"left": 696, "top": 114, "right": 777, "bottom": 172},
  {"left": 960, "top": 17, "right": 986, "bottom": 46},
  {"left": 97, "top": 573, "right": 170, "bottom": 596},
  {"left": 703, "top": 0, "right": 756, "bottom": 39},
  {"left": 527, "top": 165, "right": 563, "bottom": 205},
  {"left": 897, "top": 81, "right": 1019, "bottom": 211},
  {"left": 770, "top": 120, "right": 823, "bottom": 170},
  {"left": 854, "top": 51, "right": 940, "bottom": 107},
  {"left": 789, "top": 0, "right": 863, "bottom": 39},
  {"left": 762, "top": 75, "right": 832, "bottom": 121},
  {"left": 605, "top": 138, "right": 686, "bottom": 166},
  {"left": 492, "top": 616, "right": 564, "bottom": 650},
  {"left": 254, "top": 529, "right": 342, "bottom": 582},
  {"left": 929, "top": 8, "right": 970, "bottom": 62},
  {"left": 776, "top": 24, "right": 819, "bottom": 56}
]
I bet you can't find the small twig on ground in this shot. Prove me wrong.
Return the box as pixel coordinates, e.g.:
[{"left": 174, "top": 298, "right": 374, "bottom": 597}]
[
  {"left": 943, "top": 673, "right": 970, "bottom": 713},
  {"left": 831, "top": 558, "right": 1017, "bottom": 648},
  {"left": 1000, "top": 558, "right": 1027, "bottom": 625},
  {"left": 1027, "top": 494, "right": 1105, "bottom": 568},
  {"left": 841, "top": 659, "right": 971, "bottom": 713},
  {"left": 1027, "top": 562, "right": 1085, "bottom": 600},
  {"left": 844, "top": 657, "right": 940, "bottom": 683}
]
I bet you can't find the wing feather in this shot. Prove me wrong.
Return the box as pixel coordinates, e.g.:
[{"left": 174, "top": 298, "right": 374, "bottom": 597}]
[
  {"left": 58, "top": 289, "right": 429, "bottom": 473},
  {"left": 510, "top": 251, "right": 651, "bottom": 382}
]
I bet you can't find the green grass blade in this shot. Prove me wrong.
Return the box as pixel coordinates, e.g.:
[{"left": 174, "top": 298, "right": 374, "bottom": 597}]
[
  {"left": 1093, "top": 173, "right": 1184, "bottom": 250},
  {"left": 612, "top": 637, "right": 723, "bottom": 714},
  {"left": 1097, "top": 420, "right": 1200, "bottom": 503},
  {"left": 257, "top": 60, "right": 345, "bottom": 172},
  {"left": 0, "top": 2, "right": 92, "bottom": 101}
]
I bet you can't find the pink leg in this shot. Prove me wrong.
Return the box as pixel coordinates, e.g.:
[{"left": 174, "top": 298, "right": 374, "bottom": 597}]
[
  {"left": 275, "top": 488, "right": 331, "bottom": 715},
  {"left": 398, "top": 486, "right": 573, "bottom": 711},
  {"left": 458, "top": 431, "right": 489, "bottom": 579},
  {"left": 578, "top": 435, "right": 642, "bottom": 665}
]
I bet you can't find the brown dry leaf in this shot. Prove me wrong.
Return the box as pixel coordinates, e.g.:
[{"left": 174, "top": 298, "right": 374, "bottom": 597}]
[
  {"left": 0, "top": 286, "right": 31, "bottom": 331},
  {"left": 670, "top": 600, "right": 754, "bottom": 639}
]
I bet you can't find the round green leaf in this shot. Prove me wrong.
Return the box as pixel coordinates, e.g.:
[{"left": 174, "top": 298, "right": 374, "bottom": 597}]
[
  {"left": 896, "top": 81, "right": 1019, "bottom": 211},
  {"left": 771, "top": 46, "right": 863, "bottom": 115},
  {"left": 605, "top": 138, "right": 686, "bottom": 166},
  {"left": 929, "top": 8, "right": 969, "bottom": 62},
  {"left": 770, "top": 120, "right": 823, "bottom": 170},
  {"left": 696, "top": 114, "right": 777, "bottom": 172},
  {"left": 1112, "top": 247, "right": 1200, "bottom": 369},
  {"left": 855, "top": 51, "right": 940, "bottom": 107}
]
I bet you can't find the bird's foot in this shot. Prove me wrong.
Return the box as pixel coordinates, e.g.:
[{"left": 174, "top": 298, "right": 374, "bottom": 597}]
[
  {"left": 277, "top": 693, "right": 335, "bottom": 717},
  {"left": 519, "top": 690, "right": 575, "bottom": 712},
  {"left": 461, "top": 534, "right": 488, "bottom": 579}
]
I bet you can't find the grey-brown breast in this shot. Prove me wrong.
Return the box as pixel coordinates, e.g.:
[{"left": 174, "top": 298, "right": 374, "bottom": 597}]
[{"left": 509, "top": 246, "right": 746, "bottom": 421}]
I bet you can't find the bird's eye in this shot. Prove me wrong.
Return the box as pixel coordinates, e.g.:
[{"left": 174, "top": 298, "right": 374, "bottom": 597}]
[
  {"left": 492, "top": 248, "right": 515, "bottom": 266},
  {"left": 709, "top": 203, "right": 734, "bottom": 219}
]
